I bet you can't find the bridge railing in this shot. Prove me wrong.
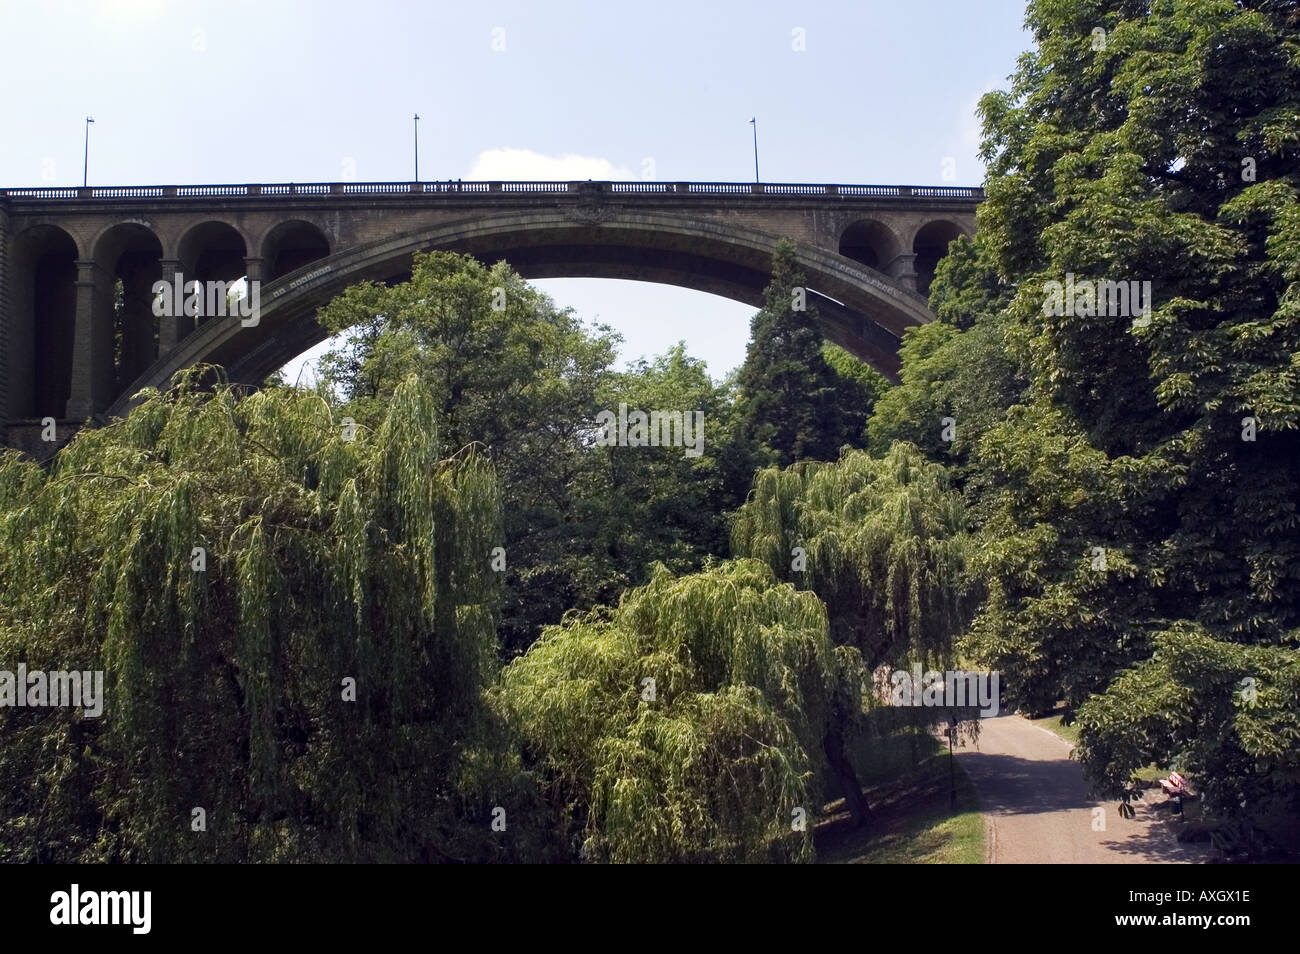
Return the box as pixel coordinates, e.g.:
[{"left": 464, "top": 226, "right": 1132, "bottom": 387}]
[
  {"left": 0, "top": 181, "right": 985, "bottom": 202},
  {"left": 1, "top": 181, "right": 987, "bottom": 200}
]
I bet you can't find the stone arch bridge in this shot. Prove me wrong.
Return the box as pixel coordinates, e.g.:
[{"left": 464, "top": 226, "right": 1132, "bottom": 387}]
[{"left": 0, "top": 179, "right": 980, "bottom": 453}]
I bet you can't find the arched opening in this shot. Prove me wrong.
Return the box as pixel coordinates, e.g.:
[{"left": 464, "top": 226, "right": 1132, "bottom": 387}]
[
  {"left": 262, "top": 220, "right": 331, "bottom": 282},
  {"left": 274, "top": 280, "right": 758, "bottom": 393},
  {"left": 839, "top": 219, "right": 900, "bottom": 273},
  {"left": 177, "top": 221, "right": 249, "bottom": 330},
  {"left": 9, "top": 225, "right": 78, "bottom": 419},
  {"left": 94, "top": 224, "right": 163, "bottom": 393},
  {"left": 912, "top": 220, "right": 965, "bottom": 297}
]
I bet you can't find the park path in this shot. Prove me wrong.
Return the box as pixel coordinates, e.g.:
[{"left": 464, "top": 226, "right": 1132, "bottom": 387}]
[{"left": 954, "top": 714, "right": 1206, "bottom": 864}]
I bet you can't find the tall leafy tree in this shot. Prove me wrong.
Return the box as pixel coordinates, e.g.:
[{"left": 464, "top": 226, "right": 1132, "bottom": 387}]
[
  {"left": 732, "top": 443, "right": 972, "bottom": 669},
  {"left": 315, "top": 251, "right": 621, "bottom": 654},
  {"left": 0, "top": 370, "right": 505, "bottom": 861},
  {"left": 736, "top": 243, "right": 874, "bottom": 466},
  {"left": 314, "top": 253, "right": 770, "bottom": 656},
  {"left": 866, "top": 233, "right": 1025, "bottom": 469},
  {"left": 582, "top": 344, "right": 756, "bottom": 597},
  {"left": 1075, "top": 622, "right": 1300, "bottom": 826},
  {"left": 731, "top": 442, "right": 977, "bottom": 822},
  {"left": 821, "top": 342, "right": 891, "bottom": 428},
  {"left": 882, "top": 0, "right": 1300, "bottom": 823}
]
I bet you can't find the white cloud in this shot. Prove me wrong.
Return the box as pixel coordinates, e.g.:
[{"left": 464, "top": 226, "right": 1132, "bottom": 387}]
[{"left": 467, "top": 148, "right": 635, "bottom": 181}]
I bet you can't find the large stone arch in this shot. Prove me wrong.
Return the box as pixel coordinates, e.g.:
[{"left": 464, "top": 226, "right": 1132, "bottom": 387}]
[{"left": 106, "top": 210, "right": 938, "bottom": 418}]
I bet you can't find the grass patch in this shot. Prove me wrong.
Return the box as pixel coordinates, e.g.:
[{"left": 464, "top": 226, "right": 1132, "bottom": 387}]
[
  {"left": 816, "top": 730, "right": 984, "bottom": 864},
  {"left": 1028, "top": 707, "right": 1081, "bottom": 746}
]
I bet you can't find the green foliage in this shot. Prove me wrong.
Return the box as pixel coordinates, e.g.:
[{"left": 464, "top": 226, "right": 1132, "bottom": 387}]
[
  {"left": 881, "top": 0, "right": 1300, "bottom": 820},
  {"left": 316, "top": 250, "right": 622, "bottom": 654},
  {"left": 867, "top": 238, "right": 1027, "bottom": 466},
  {"left": 736, "top": 242, "right": 875, "bottom": 466},
  {"left": 821, "top": 342, "right": 891, "bottom": 415},
  {"left": 493, "top": 559, "right": 860, "bottom": 862},
  {"left": 926, "top": 234, "right": 1010, "bottom": 332},
  {"left": 1075, "top": 621, "right": 1300, "bottom": 821},
  {"left": 0, "top": 369, "right": 505, "bottom": 862},
  {"left": 732, "top": 443, "right": 972, "bottom": 670},
  {"left": 308, "top": 247, "right": 902, "bottom": 665},
  {"left": 575, "top": 344, "right": 758, "bottom": 600},
  {"left": 959, "top": 402, "right": 1169, "bottom": 713},
  {"left": 313, "top": 251, "right": 767, "bottom": 656}
]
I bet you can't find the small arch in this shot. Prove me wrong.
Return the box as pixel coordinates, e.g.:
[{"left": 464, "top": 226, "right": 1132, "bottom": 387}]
[
  {"left": 839, "top": 219, "right": 901, "bottom": 272},
  {"left": 261, "top": 219, "right": 331, "bottom": 282},
  {"left": 176, "top": 221, "right": 249, "bottom": 329},
  {"left": 94, "top": 223, "right": 164, "bottom": 391},
  {"left": 177, "top": 220, "right": 249, "bottom": 283},
  {"left": 912, "top": 219, "right": 966, "bottom": 297},
  {"left": 9, "top": 225, "right": 79, "bottom": 419}
]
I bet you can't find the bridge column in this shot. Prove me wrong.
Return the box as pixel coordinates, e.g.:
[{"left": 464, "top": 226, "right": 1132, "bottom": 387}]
[
  {"left": 66, "top": 260, "right": 115, "bottom": 420},
  {"left": 244, "top": 256, "right": 264, "bottom": 285},
  {"left": 886, "top": 253, "right": 919, "bottom": 292},
  {"left": 157, "top": 259, "right": 186, "bottom": 355}
]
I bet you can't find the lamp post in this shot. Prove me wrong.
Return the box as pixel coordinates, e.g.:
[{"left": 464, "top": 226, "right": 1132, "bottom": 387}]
[
  {"left": 413, "top": 113, "right": 420, "bottom": 182},
  {"left": 749, "top": 117, "right": 759, "bottom": 183},
  {"left": 947, "top": 714, "right": 958, "bottom": 809},
  {"left": 83, "top": 117, "right": 95, "bottom": 187}
]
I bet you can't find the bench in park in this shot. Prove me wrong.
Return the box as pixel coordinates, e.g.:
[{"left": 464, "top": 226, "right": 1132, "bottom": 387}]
[{"left": 1159, "top": 771, "right": 1186, "bottom": 797}]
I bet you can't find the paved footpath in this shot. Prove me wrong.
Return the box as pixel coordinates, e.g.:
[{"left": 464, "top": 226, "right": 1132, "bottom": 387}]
[{"left": 954, "top": 714, "right": 1207, "bottom": 864}]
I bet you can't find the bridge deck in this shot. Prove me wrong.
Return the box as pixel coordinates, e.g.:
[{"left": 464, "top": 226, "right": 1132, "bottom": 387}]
[{"left": 1, "top": 180, "right": 984, "bottom": 202}]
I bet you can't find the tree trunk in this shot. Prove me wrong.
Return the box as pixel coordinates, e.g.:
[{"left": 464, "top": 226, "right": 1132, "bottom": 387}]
[{"left": 823, "top": 727, "right": 870, "bottom": 828}]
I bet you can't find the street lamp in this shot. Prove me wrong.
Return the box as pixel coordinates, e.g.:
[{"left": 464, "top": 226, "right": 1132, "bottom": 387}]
[
  {"left": 749, "top": 117, "right": 759, "bottom": 183},
  {"left": 84, "top": 117, "right": 95, "bottom": 187},
  {"left": 413, "top": 113, "right": 420, "bottom": 182},
  {"left": 947, "top": 714, "right": 958, "bottom": 809}
]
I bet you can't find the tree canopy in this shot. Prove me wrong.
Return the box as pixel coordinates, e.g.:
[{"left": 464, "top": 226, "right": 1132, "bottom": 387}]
[
  {"left": 876, "top": 0, "right": 1300, "bottom": 822},
  {"left": 0, "top": 370, "right": 504, "bottom": 862},
  {"left": 492, "top": 558, "right": 864, "bottom": 862},
  {"left": 732, "top": 442, "right": 972, "bottom": 671},
  {"left": 735, "top": 242, "right": 876, "bottom": 467}
]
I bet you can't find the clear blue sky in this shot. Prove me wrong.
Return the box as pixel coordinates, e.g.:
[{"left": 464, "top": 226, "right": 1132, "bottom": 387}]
[{"left": 0, "top": 0, "right": 1031, "bottom": 379}]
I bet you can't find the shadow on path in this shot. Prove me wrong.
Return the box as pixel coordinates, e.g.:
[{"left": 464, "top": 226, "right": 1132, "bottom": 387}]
[{"left": 955, "top": 714, "right": 1206, "bottom": 864}]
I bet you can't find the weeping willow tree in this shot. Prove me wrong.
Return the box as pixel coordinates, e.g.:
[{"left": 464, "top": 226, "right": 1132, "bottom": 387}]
[
  {"left": 731, "top": 443, "right": 980, "bottom": 789},
  {"left": 0, "top": 367, "right": 504, "bottom": 862},
  {"left": 492, "top": 559, "right": 866, "bottom": 862},
  {"left": 732, "top": 442, "right": 972, "bottom": 669}
]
